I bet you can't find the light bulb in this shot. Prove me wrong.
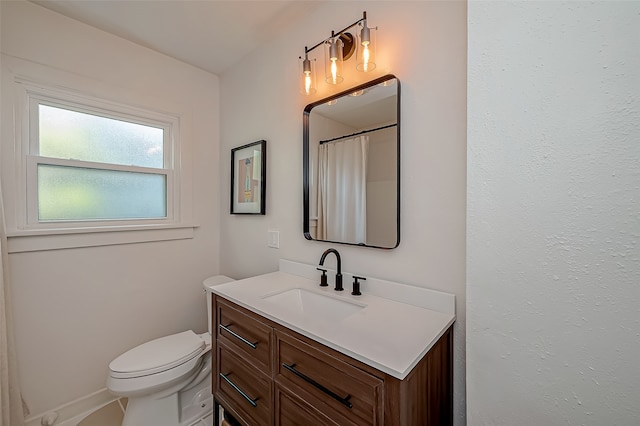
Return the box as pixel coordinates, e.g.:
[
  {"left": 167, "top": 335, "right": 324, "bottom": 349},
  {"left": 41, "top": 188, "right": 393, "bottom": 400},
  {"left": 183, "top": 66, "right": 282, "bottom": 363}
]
[
  {"left": 304, "top": 72, "right": 312, "bottom": 95},
  {"left": 362, "top": 43, "right": 370, "bottom": 72},
  {"left": 330, "top": 59, "right": 338, "bottom": 84}
]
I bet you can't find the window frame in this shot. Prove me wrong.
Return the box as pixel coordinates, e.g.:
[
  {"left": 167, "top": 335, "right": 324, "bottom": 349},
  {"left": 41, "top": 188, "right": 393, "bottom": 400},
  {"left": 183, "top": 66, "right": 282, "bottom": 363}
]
[{"left": 17, "top": 80, "right": 184, "bottom": 233}]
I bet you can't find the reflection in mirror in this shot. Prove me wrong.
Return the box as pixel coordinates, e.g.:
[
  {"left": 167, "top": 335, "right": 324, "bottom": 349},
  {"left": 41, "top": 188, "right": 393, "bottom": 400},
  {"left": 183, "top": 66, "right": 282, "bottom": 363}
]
[{"left": 304, "top": 75, "right": 400, "bottom": 249}]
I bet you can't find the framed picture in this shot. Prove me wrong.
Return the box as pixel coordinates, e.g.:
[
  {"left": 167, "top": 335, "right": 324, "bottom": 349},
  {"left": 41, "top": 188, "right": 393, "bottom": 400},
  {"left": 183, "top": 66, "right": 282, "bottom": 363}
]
[{"left": 230, "top": 140, "right": 266, "bottom": 215}]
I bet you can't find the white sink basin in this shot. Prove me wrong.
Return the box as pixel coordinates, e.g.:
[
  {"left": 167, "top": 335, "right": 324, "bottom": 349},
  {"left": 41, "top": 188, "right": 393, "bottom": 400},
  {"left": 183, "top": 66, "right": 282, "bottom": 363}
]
[{"left": 262, "top": 288, "right": 364, "bottom": 321}]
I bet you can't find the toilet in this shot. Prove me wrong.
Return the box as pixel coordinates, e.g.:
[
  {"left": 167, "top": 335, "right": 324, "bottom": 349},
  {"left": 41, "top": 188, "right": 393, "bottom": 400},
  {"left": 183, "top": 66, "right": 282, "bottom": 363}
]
[{"left": 107, "top": 275, "right": 234, "bottom": 426}]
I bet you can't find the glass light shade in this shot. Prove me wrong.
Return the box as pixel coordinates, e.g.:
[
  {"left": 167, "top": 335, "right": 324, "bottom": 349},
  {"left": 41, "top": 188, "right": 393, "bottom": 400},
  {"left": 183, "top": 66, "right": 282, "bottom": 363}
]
[
  {"left": 299, "top": 55, "right": 317, "bottom": 95},
  {"left": 356, "top": 23, "right": 377, "bottom": 72},
  {"left": 324, "top": 37, "right": 344, "bottom": 84}
]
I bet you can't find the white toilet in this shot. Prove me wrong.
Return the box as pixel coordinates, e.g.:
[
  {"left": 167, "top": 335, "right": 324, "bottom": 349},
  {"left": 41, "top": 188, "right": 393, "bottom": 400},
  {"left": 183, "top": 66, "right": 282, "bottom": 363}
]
[{"left": 107, "top": 275, "right": 234, "bottom": 426}]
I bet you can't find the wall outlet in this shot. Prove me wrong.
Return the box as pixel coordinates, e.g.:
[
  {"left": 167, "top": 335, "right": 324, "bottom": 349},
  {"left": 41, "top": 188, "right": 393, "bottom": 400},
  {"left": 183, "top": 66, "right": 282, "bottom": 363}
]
[{"left": 268, "top": 230, "right": 280, "bottom": 248}]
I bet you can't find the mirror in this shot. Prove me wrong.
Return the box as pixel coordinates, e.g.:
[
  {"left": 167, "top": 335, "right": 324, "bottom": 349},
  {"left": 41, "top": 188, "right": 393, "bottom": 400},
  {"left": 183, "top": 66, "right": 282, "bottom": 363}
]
[{"left": 303, "top": 74, "right": 400, "bottom": 249}]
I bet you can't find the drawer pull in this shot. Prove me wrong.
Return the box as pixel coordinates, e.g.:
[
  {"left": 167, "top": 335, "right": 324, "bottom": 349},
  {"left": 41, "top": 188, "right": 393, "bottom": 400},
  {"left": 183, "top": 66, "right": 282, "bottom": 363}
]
[
  {"left": 282, "top": 363, "right": 353, "bottom": 409},
  {"left": 219, "top": 324, "right": 258, "bottom": 349},
  {"left": 219, "top": 372, "right": 258, "bottom": 408}
]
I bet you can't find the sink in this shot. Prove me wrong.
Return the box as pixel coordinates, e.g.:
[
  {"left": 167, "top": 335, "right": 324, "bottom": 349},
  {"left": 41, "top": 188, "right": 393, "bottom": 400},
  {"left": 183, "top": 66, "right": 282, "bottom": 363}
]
[{"left": 262, "top": 288, "right": 364, "bottom": 321}]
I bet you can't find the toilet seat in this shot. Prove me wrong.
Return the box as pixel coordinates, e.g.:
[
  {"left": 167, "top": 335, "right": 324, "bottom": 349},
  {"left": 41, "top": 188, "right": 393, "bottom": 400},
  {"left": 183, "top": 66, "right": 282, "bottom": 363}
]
[{"left": 109, "top": 330, "right": 205, "bottom": 379}]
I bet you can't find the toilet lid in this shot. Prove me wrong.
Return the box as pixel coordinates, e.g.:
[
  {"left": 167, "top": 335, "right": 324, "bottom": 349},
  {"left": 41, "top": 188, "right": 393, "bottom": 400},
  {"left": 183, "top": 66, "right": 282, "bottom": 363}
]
[{"left": 109, "top": 330, "right": 205, "bottom": 376}]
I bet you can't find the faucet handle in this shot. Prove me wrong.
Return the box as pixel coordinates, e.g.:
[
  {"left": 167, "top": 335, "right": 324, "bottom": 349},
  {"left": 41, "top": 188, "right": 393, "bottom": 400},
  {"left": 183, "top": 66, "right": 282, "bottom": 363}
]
[
  {"left": 352, "top": 276, "right": 366, "bottom": 296},
  {"left": 316, "top": 268, "right": 328, "bottom": 287}
]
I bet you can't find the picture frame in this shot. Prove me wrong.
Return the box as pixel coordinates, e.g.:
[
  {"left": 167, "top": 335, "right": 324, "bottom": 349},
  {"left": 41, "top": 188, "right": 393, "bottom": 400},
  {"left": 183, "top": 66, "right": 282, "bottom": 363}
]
[{"left": 230, "top": 140, "right": 266, "bottom": 215}]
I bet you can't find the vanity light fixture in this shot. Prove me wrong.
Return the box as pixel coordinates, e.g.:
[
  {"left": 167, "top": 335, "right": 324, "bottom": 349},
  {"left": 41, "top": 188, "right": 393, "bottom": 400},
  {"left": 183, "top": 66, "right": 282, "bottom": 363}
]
[{"left": 299, "top": 11, "right": 378, "bottom": 95}]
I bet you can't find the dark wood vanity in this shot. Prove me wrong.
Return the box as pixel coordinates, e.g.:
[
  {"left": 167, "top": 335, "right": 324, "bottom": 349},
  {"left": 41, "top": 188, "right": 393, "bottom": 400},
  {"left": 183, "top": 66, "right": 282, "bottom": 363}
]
[{"left": 212, "top": 294, "right": 453, "bottom": 425}]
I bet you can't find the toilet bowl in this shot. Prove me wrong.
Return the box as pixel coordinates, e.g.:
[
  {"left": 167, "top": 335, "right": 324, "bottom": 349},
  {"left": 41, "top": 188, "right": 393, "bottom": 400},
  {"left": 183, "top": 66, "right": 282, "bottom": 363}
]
[{"left": 106, "top": 275, "right": 234, "bottom": 426}]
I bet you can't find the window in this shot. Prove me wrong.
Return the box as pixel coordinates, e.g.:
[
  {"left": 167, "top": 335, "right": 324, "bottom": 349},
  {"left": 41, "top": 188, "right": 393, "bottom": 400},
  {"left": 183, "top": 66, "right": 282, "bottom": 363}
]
[{"left": 21, "top": 83, "right": 181, "bottom": 231}]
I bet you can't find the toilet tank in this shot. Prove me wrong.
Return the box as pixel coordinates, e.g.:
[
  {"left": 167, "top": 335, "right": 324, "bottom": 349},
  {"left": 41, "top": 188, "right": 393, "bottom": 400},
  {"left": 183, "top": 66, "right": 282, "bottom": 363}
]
[{"left": 203, "top": 275, "right": 235, "bottom": 336}]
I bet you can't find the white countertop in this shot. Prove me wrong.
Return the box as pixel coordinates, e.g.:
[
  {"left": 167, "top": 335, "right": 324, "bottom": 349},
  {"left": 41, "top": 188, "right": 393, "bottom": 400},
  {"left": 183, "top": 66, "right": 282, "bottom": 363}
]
[{"left": 209, "top": 260, "right": 455, "bottom": 380}]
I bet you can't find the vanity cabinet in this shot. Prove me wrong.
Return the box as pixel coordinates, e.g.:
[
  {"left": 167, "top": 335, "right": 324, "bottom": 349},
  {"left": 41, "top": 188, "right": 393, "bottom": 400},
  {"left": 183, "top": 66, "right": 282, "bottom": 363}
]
[{"left": 213, "top": 295, "right": 453, "bottom": 426}]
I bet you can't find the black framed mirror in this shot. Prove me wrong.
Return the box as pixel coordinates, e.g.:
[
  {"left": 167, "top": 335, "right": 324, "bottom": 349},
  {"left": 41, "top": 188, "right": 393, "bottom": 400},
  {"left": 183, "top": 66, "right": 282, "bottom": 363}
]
[{"left": 303, "top": 74, "right": 400, "bottom": 249}]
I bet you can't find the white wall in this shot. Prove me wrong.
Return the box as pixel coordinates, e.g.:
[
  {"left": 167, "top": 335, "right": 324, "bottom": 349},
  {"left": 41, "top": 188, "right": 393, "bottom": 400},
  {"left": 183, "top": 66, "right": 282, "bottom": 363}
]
[
  {"left": 219, "top": 1, "right": 467, "bottom": 424},
  {"left": 467, "top": 1, "right": 640, "bottom": 424},
  {"left": 1, "top": 0, "right": 221, "bottom": 417}
]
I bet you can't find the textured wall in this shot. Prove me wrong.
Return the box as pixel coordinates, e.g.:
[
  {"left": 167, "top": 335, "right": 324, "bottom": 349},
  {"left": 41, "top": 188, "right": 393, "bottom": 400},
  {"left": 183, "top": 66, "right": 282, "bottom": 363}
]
[{"left": 467, "top": 1, "right": 640, "bottom": 424}]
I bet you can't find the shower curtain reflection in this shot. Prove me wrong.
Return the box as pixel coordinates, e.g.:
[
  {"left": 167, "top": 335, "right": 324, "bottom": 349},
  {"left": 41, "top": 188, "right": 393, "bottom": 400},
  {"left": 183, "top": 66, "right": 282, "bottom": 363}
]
[{"left": 316, "top": 135, "right": 369, "bottom": 244}]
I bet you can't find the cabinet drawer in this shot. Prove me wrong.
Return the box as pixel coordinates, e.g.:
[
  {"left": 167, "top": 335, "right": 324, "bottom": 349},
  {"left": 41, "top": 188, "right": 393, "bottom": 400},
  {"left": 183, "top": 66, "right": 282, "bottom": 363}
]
[
  {"left": 275, "top": 331, "right": 383, "bottom": 426},
  {"left": 275, "top": 385, "right": 339, "bottom": 426},
  {"left": 216, "top": 297, "right": 272, "bottom": 373},
  {"left": 216, "top": 344, "right": 272, "bottom": 426}
]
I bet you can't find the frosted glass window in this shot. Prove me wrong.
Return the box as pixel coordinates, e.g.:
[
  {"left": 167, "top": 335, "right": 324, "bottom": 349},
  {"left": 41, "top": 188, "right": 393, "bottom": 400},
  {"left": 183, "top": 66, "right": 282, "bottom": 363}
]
[
  {"left": 37, "top": 165, "right": 167, "bottom": 221},
  {"left": 39, "top": 104, "right": 164, "bottom": 168},
  {"left": 21, "top": 87, "right": 178, "bottom": 231}
]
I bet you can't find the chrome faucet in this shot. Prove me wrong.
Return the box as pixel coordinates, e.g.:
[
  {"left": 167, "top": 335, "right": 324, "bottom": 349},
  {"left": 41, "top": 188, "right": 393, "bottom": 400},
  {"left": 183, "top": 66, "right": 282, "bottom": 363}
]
[{"left": 319, "top": 248, "right": 343, "bottom": 291}]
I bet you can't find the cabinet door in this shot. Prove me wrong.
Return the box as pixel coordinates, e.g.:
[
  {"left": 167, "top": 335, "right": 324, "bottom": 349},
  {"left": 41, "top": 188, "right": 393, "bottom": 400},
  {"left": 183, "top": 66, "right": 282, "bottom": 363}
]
[
  {"left": 216, "top": 344, "right": 272, "bottom": 426},
  {"left": 216, "top": 297, "right": 272, "bottom": 374},
  {"left": 275, "top": 331, "right": 383, "bottom": 426}
]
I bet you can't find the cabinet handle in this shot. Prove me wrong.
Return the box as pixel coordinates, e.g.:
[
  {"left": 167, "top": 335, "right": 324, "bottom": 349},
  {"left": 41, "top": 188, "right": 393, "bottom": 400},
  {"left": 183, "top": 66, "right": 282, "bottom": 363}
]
[
  {"left": 282, "top": 363, "right": 353, "bottom": 409},
  {"left": 219, "top": 324, "right": 258, "bottom": 349},
  {"left": 219, "top": 372, "right": 258, "bottom": 408}
]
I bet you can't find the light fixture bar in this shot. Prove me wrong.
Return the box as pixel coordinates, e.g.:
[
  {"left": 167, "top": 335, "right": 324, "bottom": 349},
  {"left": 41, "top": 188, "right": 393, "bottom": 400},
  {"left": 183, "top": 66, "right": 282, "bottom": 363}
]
[{"left": 304, "top": 11, "right": 367, "bottom": 56}]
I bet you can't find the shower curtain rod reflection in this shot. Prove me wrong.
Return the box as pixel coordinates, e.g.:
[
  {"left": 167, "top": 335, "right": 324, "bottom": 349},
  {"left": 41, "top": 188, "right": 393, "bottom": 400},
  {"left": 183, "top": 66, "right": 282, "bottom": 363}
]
[{"left": 319, "top": 123, "right": 397, "bottom": 144}]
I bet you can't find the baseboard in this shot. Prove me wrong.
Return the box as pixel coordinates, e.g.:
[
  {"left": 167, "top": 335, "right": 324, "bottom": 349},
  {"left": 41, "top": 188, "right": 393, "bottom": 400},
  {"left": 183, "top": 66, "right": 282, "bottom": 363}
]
[{"left": 25, "top": 388, "right": 117, "bottom": 426}]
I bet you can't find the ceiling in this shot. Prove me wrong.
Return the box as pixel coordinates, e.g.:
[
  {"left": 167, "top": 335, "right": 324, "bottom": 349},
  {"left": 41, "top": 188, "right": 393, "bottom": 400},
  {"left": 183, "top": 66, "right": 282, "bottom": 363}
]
[{"left": 30, "top": 0, "right": 324, "bottom": 75}]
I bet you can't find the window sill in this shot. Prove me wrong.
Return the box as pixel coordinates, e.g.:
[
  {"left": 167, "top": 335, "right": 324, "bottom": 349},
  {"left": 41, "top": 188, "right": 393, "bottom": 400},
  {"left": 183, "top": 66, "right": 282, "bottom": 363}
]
[{"left": 6, "top": 224, "right": 198, "bottom": 253}]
